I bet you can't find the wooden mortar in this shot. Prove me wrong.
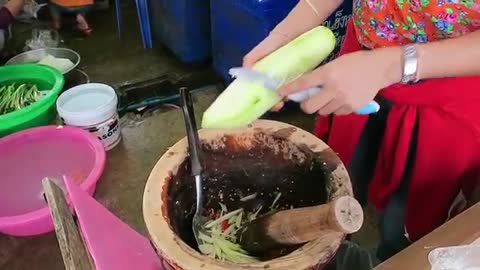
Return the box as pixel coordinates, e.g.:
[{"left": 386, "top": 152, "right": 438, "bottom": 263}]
[{"left": 143, "top": 120, "right": 354, "bottom": 270}]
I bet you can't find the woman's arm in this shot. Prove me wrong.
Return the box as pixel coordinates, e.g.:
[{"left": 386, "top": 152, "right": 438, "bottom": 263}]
[
  {"left": 4, "top": 0, "right": 24, "bottom": 17},
  {"left": 0, "top": 0, "right": 25, "bottom": 29},
  {"left": 271, "top": 0, "right": 344, "bottom": 40},
  {"left": 0, "top": 7, "right": 14, "bottom": 29},
  {"left": 381, "top": 30, "right": 480, "bottom": 83},
  {"left": 277, "top": 30, "right": 480, "bottom": 115},
  {"left": 417, "top": 30, "right": 480, "bottom": 79},
  {"left": 243, "top": 0, "right": 343, "bottom": 67}
]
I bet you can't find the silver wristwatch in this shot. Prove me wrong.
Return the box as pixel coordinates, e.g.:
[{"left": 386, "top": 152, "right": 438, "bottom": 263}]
[{"left": 400, "top": 44, "right": 419, "bottom": 84}]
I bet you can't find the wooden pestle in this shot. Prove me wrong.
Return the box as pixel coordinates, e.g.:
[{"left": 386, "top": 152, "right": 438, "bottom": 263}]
[{"left": 237, "top": 196, "right": 364, "bottom": 255}]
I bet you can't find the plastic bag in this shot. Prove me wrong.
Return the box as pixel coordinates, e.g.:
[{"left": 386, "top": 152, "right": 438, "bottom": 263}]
[
  {"left": 428, "top": 240, "right": 480, "bottom": 270},
  {"left": 17, "top": 0, "right": 47, "bottom": 22},
  {"left": 25, "top": 27, "right": 59, "bottom": 50}
]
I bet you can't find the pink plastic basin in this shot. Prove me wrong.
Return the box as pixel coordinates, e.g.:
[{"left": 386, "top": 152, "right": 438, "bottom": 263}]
[{"left": 0, "top": 125, "right": 106, "bottom": 236}]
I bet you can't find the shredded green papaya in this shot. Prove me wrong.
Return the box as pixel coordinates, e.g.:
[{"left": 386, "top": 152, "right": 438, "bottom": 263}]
[{"left": 198, "top": 194, "right": 283, "bottom": 263}]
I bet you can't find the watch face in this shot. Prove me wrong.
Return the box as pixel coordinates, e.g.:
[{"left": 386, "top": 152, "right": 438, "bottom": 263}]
[
  {"left": 402, "top": 45, "right": 418, "bottom": 83},
  {"left": 404, "top": 58, "right": 417, "bottom": 75}
]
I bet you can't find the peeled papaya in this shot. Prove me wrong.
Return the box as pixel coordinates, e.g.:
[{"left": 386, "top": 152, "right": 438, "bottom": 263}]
[{"left": 201, "top": 26, "right": 336, "bottom": 129}]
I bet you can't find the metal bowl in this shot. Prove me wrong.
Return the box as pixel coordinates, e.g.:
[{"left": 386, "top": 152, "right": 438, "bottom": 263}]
[
  {"left": 5, "top": 48, "right": 81, "bottom": 75},
  {"left": 64, "top": 69, "right": 90, "bottom": 91}
]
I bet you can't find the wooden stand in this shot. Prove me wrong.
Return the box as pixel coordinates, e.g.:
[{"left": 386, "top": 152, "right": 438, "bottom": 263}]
[
  {"left": 373, "top": 202, "right": 480, "bottom": 270},
  {"left": 42, "top": 179, "right": 94, "bottom": 270}
]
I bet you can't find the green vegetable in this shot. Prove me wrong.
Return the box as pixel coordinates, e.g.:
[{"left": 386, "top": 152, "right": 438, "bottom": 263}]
[
  {"left": 270, "top": 192, "right": 282, "bottom": 210},
  {"left": 201, "top": 26, "right": 336, "bottom": 129},
  {"left": 204, "top": 208, "right": 243, "bottom": 229},
  {"left": 199, "top": 195, "right": 284, "bottom": 264},
  {"left": 199, "top": 207, "right": 259, "bottom": 263},
  {"left": 0, "top": 82, "right": 45, "bottom": 115},
  {"left": 239, "top": 193, "right": 257, "bottom": 202}
]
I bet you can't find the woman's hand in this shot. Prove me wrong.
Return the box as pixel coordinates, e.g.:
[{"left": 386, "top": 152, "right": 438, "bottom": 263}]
[
  {"left": 241, "top": 0, "right": 344, "bottom": 112},
  {"left": 279, "top": 47, "right": 403, "bottom": 115},
  {"left": 243, "top": 32, "right": 291, "bottom": 68},
  {"left": 243, "top": 31, "right": 293, "bottom": 111}
]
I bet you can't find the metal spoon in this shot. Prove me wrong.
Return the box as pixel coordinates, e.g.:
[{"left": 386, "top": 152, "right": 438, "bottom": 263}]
[{"left": 179, "top": 87, "right": 208, "bottom": 247}]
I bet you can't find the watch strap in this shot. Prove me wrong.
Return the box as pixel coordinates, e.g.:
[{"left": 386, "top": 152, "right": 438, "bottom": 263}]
[{"left": 401, "top": 44, "right": 419, "bottom": 84}]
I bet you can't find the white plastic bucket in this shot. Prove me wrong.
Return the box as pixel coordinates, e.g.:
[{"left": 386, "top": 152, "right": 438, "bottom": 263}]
[{"left": 56, "top": 83, "right": 121, "bottom": 151}]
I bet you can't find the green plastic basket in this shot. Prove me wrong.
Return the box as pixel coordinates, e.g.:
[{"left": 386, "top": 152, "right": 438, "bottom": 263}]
[{"left": 0, "top": 64, "right": 65, "bottom": 137}]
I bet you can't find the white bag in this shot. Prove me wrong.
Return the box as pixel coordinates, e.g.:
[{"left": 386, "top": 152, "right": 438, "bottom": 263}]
[
  {"left": 428, "top": 238, "right": 480, "bottom": 270},
  {"left": 17, "top": 0, "right": 47, "bottom": 22}
]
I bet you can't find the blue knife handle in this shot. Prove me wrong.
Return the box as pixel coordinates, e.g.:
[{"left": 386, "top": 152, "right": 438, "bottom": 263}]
[
  {"left": 288, "top": 87, "right": 380, "bottom": 115},
  {"left": 355, "top": 101, "right": 381, "bottom": 115}
]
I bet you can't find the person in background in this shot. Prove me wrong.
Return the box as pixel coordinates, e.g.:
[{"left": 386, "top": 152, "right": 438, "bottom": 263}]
[
  {"left": 244, "top": 0, "right": 480, "bottom": 262},
  {"left": 0, "top": 0, "right": 24, "bottom": 52},
  {"left": 49, "top": 0, "right": 93, "bottom": 36}
]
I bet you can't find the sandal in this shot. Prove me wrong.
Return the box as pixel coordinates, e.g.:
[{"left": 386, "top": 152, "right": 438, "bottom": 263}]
[
  {"left": 79, "top": 27, "right": 93, "bottom": 36},
  {"left": 74, "top": 13, "right": 92, "bottom": 37},
  {"left": 74, "top": 25, "right": 93, "bottom": 37}
]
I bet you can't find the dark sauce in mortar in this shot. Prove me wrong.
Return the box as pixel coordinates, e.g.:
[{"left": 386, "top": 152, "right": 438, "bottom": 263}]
[{"left": 166, "top": 133, "right": 333, "bottom": 261}]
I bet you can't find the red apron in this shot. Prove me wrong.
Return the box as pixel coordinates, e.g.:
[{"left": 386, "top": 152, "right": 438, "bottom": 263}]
[{"left": 315, "top": 20, "right": 480, "bottom": 241}]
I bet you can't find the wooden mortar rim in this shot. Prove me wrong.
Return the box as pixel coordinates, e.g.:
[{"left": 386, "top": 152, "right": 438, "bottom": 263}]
[{"left": 143, "top": 119, "right": 353, "bottom": 270}]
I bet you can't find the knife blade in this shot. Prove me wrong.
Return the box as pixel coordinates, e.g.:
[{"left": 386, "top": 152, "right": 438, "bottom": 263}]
[{"left": 229, "top": 67, "right": 380, "bottom": 115}]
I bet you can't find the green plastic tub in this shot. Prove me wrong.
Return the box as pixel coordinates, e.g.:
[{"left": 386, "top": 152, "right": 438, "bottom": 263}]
[{"left": 0, "top": 64, "right": 65, "bottom": 137}]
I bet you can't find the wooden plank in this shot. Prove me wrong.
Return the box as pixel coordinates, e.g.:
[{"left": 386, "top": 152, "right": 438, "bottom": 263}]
[
  {"left": 42, "top": 178, "right": 94, "bottom": 270},
  {"left": 373, "top": 202, "right": 480, "bottom": 270}
]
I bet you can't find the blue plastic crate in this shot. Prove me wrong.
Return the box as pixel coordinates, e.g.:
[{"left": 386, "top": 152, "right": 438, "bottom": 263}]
[
  {"left": 210, "top": 0, "right": 353, "bottom": 82},
  {"left": 148, "top": 0, "right": 211, "bottom": 64},
  {"left": 210, "top": 0, "right": 296, "bottom": 82},
  {"left": 322, "top": 2, "right": 353, "bottom": 62}
]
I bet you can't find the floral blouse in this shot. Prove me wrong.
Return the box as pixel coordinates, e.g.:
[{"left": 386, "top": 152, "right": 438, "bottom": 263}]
[{"left": 353, "top": 0, "right": 480, "bottom": 48}]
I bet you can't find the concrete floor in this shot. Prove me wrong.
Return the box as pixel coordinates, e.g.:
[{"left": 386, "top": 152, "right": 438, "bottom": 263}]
[
  {"left": 7, "top": 1, "right": 208, "bottom": 87},
  {"left": 1, "top": 1, "right": 379, "bottom": 268}
]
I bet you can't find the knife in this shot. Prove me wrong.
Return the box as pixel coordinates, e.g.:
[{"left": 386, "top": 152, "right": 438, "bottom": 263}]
[{"left": 229, "top": 67, "right": 380, "bottom": 115}]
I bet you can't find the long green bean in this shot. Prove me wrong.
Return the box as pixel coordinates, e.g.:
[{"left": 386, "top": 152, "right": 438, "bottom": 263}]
[{"left": 0, "top": 83, "right": 44, "bottom": 115}]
